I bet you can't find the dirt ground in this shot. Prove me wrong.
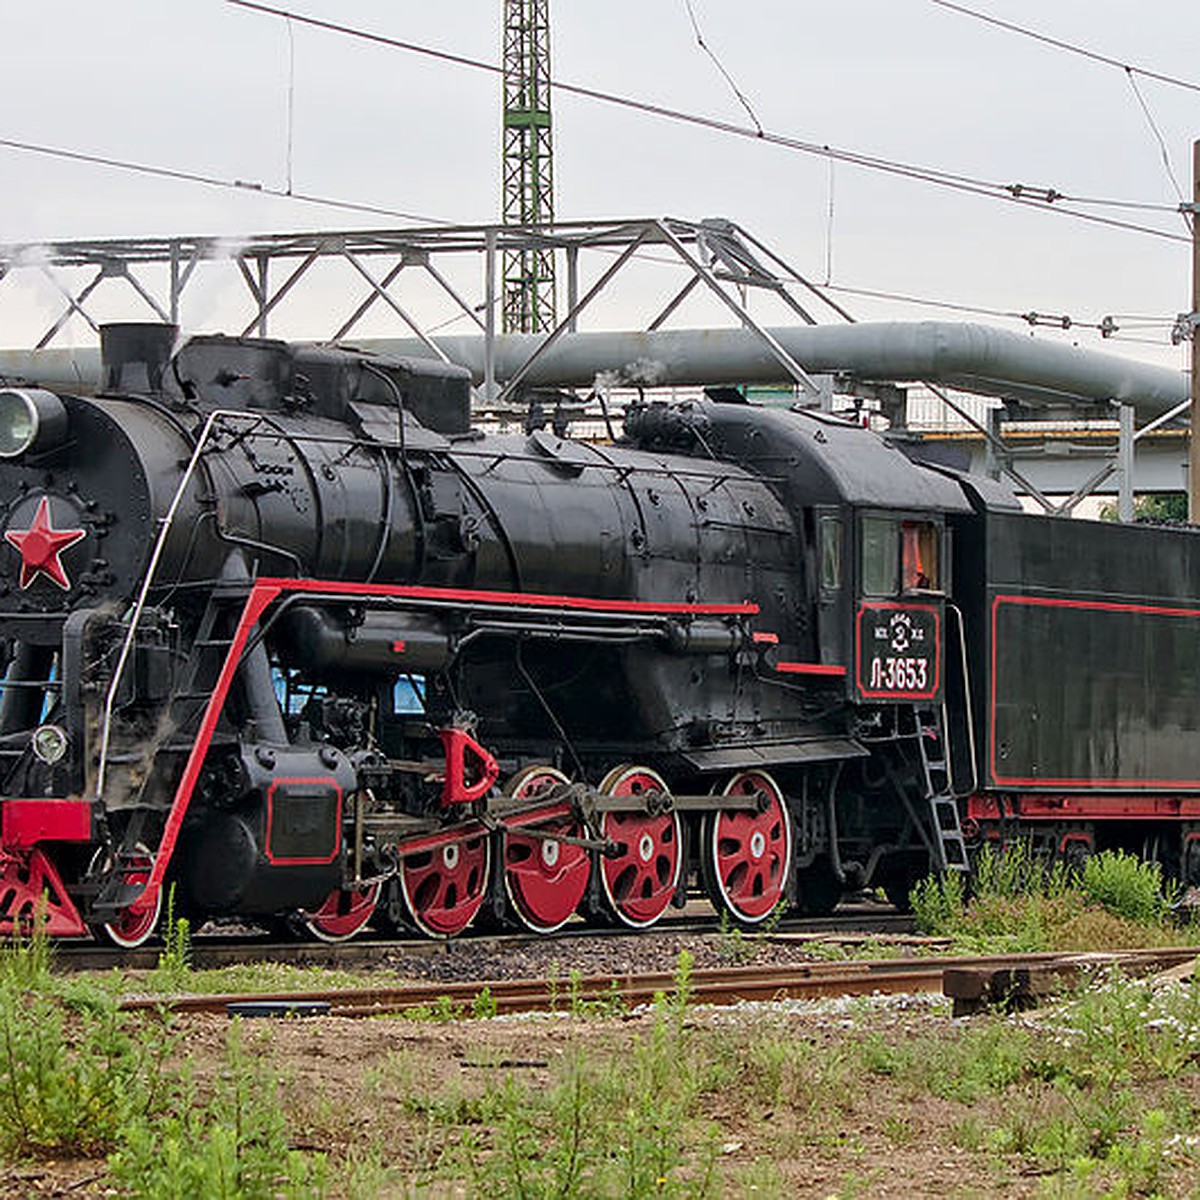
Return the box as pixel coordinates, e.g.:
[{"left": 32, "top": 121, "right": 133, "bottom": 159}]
[
  {"left": 2, "top": 998, "right": 1044, "bottom": 1199},
  {"left": 5, "top": 927, "right": 1199, "bottom": 1197}
]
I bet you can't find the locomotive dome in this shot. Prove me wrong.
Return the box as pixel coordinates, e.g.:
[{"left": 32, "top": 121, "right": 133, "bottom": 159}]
[{"left": 625, "top": 394, "right": 974, "bottom": 513}]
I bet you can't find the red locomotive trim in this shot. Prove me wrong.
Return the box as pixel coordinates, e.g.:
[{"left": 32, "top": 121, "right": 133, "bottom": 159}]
[
  {"left": 0, "top": 848, "right": 88, "bottom": 937},
  {"left": 752, "top": 632, "right": 780, "bottom": 645},
  {"left": 969, "top": 792, "right": 1200, "bottom": 820},
  {"left": 2, "top": 798, "right": 92, "bottom": 848},
  {"left": 254, "top": 577, "right": 760, "bottom": 618},
  {"left": 263, "top": 777, "right": 343, "bottom": 866},
  {"left": 989, "top": 594, "right": 1200, "bottom": 789},
  {"left": 775, "top": 662, "right": 847, "bottom": 677},
  {"left": 131, "top": 577, "right": 761, "bottom": 919},
  {"left": 854, "top": 601, "right": 941, "bottom": 700},
  {"left": 438, "top": 727, "right": 501, "bottom": 806}
]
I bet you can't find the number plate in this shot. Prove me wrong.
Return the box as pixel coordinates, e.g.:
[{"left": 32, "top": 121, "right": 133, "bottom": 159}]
[{"left": 855, "top": 602, "right": 941, "bottom": 701}]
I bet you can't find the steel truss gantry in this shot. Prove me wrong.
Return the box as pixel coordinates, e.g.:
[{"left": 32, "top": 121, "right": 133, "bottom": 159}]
[{"left": 0, "top": 217, "right": 833, "bottom": 402}]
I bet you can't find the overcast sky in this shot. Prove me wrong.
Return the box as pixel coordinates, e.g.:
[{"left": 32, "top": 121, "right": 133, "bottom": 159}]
[{"left": 0, "top": 1, "right": 1196, "bottom": 370}]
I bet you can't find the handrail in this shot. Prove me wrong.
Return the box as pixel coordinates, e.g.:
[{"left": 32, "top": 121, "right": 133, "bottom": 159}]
[
  {"left": 946, "top": 601, "right": 980, "bottom": 797},
  {"left": 94, "top": 408, "right": 246, "bottom": 801}
]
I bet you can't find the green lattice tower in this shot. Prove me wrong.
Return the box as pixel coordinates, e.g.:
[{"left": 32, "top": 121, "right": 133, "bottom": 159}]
[{"left": 502, "top": 0, "right": 556, "bottom": 333}]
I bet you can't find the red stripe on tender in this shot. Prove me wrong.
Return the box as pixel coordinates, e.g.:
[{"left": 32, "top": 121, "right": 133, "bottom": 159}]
[{"left": 970, "top": 792, "right": 1200, "bottom": 819}]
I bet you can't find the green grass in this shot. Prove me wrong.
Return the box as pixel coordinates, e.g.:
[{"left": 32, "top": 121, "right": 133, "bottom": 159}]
[
  {"left": 0, "top": 930, "right": 322, "bottom": 1196},
  {"left": 910, "top": 845, "right": 1192, "bottom": 954},
  {"left": 3, "top": 930, "right": 1200, "bottom": 1196}
]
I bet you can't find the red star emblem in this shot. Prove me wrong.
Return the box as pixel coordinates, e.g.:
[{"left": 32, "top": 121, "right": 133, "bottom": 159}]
[{"left": 4, "top": 496, "right": 87, "bottom": 591}]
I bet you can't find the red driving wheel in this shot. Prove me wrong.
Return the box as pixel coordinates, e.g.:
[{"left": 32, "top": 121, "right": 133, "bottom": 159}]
[
  {"left": 89, "top": 845, "right": 162, "bottom": 949},
  {"left": 702, "top": 770, "right": 792, "bottom": 926},
  {"left": 398, "top": 831, "right": 491, "bottom": 938},
  {"left": 300, "top": 880, "right": 383, "bottom": 943},
  {"left": 597, "top": 765, "right": 682, "bottom": 929},
  {"left": 502, "top": 765, "right": 591, "bottom": 934}
]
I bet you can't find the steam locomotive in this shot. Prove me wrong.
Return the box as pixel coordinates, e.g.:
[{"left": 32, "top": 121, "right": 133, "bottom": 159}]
[{"left": 2, "top": 323, "right": 1198, "bottom": 946}]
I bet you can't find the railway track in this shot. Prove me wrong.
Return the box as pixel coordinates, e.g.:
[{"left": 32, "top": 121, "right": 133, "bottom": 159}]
[
  {"left": 119, "top": 946, "right": 1200, "bottom": 1020},
  {"left": 56, "top": 906, "right": 918, "bottom": 973}
]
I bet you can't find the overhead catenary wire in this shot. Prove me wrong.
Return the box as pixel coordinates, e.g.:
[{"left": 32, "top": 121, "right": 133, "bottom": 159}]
[
  {"left": 0, "top": 135, "right": 447, "bottom": 226},
  {"left": 1125, "top": 70, "right": 1192, "bottom": 231},
  {"left": 928, "top": 1, "right": 1193, "bottom": 234},
  {"left": 928, "top": 0, "right": 1200, "bottom": 96},
  {"left": 822, "top": 281, "right": 1171, "bottom": 338},
  {"left": 224, "top": 0, "right": 1189, "bottom": 246},
  {"left": 681, "top": 0, "right": 763, "bottom": 135}
]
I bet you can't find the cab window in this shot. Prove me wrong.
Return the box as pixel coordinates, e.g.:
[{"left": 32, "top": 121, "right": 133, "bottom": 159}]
[
  {"left": 860, "top": 517, "right": 899, "bottom": 596},
  {"left": 902, "top": 521, "right": 939, "bottom": 591},
  {"left": 819, "top": 515, "right": 843, "bottom": 590}
]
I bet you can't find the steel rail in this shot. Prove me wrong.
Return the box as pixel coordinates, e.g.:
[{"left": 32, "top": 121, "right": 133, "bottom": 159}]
[{"left": 118, "top": 947, "right": 1199, "bottom": 1019}]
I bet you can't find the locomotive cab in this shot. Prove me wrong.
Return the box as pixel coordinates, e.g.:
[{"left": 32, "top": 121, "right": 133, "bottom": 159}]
[{"left": 851, "top": 511, "right": 946, "bottom": 706}]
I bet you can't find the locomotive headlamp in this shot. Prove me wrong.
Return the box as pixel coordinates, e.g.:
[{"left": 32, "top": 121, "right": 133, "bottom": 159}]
[
  {"left": 0, "top": 389, "right": 67, "bottom": 459},
  {"left": 31, "top": 723, "right": 68, "bottom": 766}
]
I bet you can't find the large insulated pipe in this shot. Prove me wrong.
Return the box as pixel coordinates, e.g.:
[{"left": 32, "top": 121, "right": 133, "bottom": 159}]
[{"left": 0, "top": 321, "right": 1188, "bottom": 422}]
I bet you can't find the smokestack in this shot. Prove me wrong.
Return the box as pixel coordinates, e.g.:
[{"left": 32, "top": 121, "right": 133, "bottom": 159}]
[{"left": 99, "top": 323, "right": 177, "bottom": 396}]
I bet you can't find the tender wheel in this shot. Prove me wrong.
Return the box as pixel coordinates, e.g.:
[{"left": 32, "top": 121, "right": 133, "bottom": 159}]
[
  {"left": 597, "top": 765, "right": 683, "bottom": 930},
  {"left": 795, "top": 857, "right": 843, "bottom": 916},
  {"left": 298, "top": 880, "right": 383, "bottom": 943},
  {"left": 702, "top": 770, "right": 793, "bottom": 927},
  {"left": 89, "top": 845, "right": 162, "bottom": 949},
  {"left": 502, "top": 765, "right": 591, "bottom": 934},
  {"left": 398, "top": 831, "right": 491, "bottom": 938},
  {"left": 880, "top": 873, "right": 915, "bottom": 913}
]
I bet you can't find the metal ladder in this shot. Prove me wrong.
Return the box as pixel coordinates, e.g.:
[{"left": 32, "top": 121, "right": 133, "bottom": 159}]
[{"left": 913, "top": 704, "right": 969, "bottom": 873}]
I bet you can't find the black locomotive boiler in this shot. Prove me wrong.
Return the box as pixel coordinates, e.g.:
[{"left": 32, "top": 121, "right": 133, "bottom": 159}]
[{"left": 0, "top": 323, "right": 1196, "bottom": 946}]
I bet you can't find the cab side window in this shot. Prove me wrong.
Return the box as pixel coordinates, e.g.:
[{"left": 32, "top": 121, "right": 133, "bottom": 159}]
[
  {"left": 819, "top": 515, "right": 843, "bottom": 591},
  {"left": 901, "top": 520, "right": 939, "bottom": 591},
  {"left": 861, "top": 517, "right": 899, "bottom": 596}
]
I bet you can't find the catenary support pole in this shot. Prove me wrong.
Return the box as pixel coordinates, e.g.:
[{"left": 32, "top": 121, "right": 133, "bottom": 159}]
[
  {"left": 1190, "top": 139, "right": 1200, "bottom": 521},
  {"left": 1118, "top": 402, "right": 1135, "bottom": 523}
]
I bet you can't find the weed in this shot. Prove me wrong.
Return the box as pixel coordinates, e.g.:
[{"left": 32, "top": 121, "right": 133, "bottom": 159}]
[
  {"left": 833, "top": 1166, "right": 884, "bottom": 1198},
  {"left": 108, "top": 1021, "right": 325, "bottom": 1198},
  {"left": 471, "top": 986, "right": 498, "bottom": 1020},
  {"left": 459, "top": 965, "right": 731, "bottom": 1196},
  {"left": 714, "top": 910, "right": 755, "bottom": 965},
  {"left": 341, "top": 1143, "right": 406, "bottom": 1200},
  {"left": 1080, "top": 849, "right": 1175, "bottom": 924},
  {"left": 880, "top": 1114, "right": 914, "bottom": 1145},
  {"left": 0, "top": 953, "right": 178, "bottom": 1158},
  {"left": 909, "top": 869, "right": 966, "bottom": 935},
  {"left": 857, "top": 1031, "right": 912, "bottom": 1078},
  {"left": 734, "top": 1156, "right": 783, "bottom": 1197},
  {"left": 565, "top": 967, "right": 628, "bottom": 1018},
  {"left": 151, "top": 887, "right": 192, "bottom": 992},
  {"left": 910, "top": 841, "right": 1183, "bottom": 954},
  {"left": 973, "top": 838, "right": 1071, "bottom": 900}
]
